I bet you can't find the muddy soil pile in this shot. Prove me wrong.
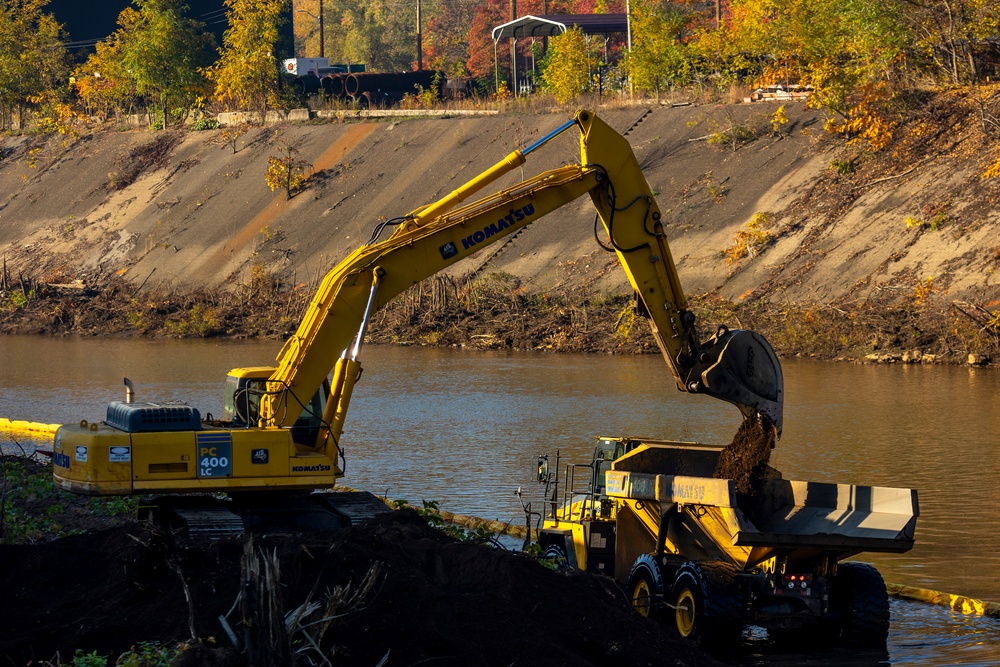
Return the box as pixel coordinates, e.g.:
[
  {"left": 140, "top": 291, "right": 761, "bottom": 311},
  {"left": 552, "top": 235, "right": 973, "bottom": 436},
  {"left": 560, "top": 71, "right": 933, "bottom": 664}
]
[
  {"left": 0, "top": 510, "right": 718, "bottom": 667},
  {"left": 713, "top": 417, "right": 776, "bottom": 496},
  {"left": 713, "top": 417, "right": 778, "bottom": 527}
]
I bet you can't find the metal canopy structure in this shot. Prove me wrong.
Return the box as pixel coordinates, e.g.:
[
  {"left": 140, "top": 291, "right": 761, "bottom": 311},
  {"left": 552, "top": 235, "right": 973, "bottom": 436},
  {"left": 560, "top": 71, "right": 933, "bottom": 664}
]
[
  {"left": 491, "top": 14, "right": 628, "bottom": 41},
  {"left": 491, "top": 14, "right": 629, "bottom": 94}
]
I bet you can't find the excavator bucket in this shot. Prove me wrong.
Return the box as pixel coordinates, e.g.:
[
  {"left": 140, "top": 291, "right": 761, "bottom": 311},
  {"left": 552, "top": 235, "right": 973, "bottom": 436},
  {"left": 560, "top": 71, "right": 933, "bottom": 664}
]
[{"left": 690, "top": 327, "right": 784, "bottom": 436}]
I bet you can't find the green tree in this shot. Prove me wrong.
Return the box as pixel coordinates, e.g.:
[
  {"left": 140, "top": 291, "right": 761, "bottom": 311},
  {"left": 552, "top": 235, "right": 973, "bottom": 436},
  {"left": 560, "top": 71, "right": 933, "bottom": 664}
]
[
  {"left": 0, "top": 0, "right": 68, "bottom": 131},
  {"left": 205, "top": 0, "right": 287, "bottom": 114},
  {"left": 541, "top": 26, "right": 592, "bottom": 103},
  {"left": 624, "top": 0, "right": 695, "bottom": 96},
  {"left": 338, "top": 0, "right": 417, "bottom": 71},
  {"left": 80, "top": 0, "right": 213, "bottom": 127},
  {"left": 121, "top": 0, "right": 214, "bottom": 126}
]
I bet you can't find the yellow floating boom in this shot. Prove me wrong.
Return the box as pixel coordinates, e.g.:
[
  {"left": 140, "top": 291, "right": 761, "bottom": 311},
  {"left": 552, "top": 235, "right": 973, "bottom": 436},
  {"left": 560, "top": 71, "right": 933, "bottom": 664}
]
[
  {"left": 0, "top": 418, "right": 60, "bottom": 439},
  {"left": 886, "top": 583, "right": 1000, "bottom": 618}
]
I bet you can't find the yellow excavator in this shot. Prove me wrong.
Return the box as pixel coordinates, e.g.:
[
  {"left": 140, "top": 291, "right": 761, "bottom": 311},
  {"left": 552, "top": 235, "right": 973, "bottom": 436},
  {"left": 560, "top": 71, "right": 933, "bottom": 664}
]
[{"left": 51, "top": 110, "right": 783, "bottom": 532}]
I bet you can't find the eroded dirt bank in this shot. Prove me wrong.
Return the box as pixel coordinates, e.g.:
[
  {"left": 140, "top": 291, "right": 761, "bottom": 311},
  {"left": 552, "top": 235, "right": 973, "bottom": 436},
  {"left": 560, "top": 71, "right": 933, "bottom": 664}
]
[{"left": 1, "top": 95, "right": 998, "bottom": 362}]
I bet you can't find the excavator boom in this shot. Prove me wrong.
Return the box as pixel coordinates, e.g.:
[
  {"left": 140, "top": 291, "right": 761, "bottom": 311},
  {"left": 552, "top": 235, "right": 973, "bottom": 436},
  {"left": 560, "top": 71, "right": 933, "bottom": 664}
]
[{"left": 577, "top": 113, "right": 783, "bottom": 432}]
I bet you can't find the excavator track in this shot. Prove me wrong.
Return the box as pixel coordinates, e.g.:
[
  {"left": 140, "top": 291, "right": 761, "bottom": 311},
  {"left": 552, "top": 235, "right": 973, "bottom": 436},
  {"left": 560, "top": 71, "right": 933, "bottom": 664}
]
[{"left": 142, "top": 490, "right": 392, "bottom": 538}]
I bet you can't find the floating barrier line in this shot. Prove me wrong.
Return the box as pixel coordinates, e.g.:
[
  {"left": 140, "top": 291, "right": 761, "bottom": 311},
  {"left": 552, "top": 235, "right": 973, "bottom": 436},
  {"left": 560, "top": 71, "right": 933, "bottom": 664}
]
[
  {"left": 886, "top": 583, "right": 1000, "bottom": 618},
  {"left": 0, "top": 418, "right": 60, "bottom": 438}
]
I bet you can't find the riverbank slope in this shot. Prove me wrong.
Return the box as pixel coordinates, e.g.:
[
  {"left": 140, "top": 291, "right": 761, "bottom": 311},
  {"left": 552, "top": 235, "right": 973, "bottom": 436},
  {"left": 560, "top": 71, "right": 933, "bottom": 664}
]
[{"left": 1, "top": 95, "right": 998, "bottom": 361}]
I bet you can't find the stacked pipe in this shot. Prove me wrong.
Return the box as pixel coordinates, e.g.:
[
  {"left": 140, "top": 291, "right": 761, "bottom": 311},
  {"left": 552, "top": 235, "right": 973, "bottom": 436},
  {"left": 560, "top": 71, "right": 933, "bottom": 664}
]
[
  {"left": 343, "top": 71, "right": 445, "bottom": 107},
  {"left": 321, "top": 73, "right": 348, "bottom": 99},
  {"left": 292, "top": 74, "right": 321, "bottom": 96}
]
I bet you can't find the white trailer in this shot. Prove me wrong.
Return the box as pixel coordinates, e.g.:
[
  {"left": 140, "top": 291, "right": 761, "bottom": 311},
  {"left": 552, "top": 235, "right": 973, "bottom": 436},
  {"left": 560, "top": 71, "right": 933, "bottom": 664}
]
[{"left": 283, "top": 58, "right": 330, "bottom": 76}]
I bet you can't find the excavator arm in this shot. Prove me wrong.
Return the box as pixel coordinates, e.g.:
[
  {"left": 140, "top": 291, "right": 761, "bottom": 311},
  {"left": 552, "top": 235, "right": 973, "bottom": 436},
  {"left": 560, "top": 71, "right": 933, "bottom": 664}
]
[
  {"left": 577, "top": 112, "right": 783, "bottom": 432},
  {"left": 259, "top": 111, "right": 783, "bottom": 458}
]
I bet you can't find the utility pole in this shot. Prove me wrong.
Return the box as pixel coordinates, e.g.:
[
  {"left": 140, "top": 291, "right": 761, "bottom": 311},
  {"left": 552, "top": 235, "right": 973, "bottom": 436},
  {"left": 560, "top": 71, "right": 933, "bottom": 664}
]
[
  {"left": 510, "top": 0, "right": 517, "bottom": 93},
  {"left": 542, "top": 0, "right": 548, "bottom": 51},
  {"left": 319, "top": 0, "right": 325, "bottom": 57},
  {"left": 626, "top": 0, "right": 633, "bottom": 97},
  {"left": 416, "top": 0, "right": 423, "bottom": 70}
]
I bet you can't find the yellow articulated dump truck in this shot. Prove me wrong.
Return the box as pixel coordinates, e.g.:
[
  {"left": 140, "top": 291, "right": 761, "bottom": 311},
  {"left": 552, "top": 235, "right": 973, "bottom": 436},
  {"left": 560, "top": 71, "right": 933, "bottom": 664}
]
[
  {"left": 532, "top": 437, "right": 919, "bottom": 648},
  {"left": 52, "top": 110, "right": 783, "bottom": 535}
]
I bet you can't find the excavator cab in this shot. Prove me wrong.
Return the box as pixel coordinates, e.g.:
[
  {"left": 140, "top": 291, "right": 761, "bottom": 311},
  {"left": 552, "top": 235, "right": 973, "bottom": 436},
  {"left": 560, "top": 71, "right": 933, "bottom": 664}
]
[{"left": 224, "top": 367, "right": 329, "bottom": 447}]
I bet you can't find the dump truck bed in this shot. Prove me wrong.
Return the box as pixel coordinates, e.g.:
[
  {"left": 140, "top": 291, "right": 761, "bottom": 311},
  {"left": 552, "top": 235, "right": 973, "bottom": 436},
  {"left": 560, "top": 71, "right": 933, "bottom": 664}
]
[{"left": 605, "top": 439, "right": 918, "bottom": 569}]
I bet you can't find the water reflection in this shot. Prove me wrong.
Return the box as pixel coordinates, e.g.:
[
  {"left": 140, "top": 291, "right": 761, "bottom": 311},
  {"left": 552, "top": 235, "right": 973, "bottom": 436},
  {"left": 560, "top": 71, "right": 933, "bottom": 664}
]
[{"left": 720, "top": 599, "right": 1000, "bottom": 666}]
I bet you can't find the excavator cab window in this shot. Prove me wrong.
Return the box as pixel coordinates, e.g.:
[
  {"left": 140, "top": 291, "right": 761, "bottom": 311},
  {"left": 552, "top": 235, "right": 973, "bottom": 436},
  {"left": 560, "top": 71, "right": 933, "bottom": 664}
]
[
  {"left": 226, "top": 377, "right": 263, "bottom": 427},
  {"left": 289, "top": 386, "right": 327, "bottom": 446},
  {"left": 225, "top": 376, "right": 329, "bottom": 446}
]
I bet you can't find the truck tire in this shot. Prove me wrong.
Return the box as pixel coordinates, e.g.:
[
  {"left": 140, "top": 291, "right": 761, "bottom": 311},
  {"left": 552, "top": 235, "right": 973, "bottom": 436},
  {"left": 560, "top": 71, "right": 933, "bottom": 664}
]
[
  {"left": 625, "top": 554, "right": 666, "bottom": 619},
  {"left": 542, "top": 544, "right": 568, "bottom": 567},
  {"left": 669, "top": 561, "right": 745, "bottom": 643},
  {"left": 834, "top": 562, "right": 890, "bottom": 647}
]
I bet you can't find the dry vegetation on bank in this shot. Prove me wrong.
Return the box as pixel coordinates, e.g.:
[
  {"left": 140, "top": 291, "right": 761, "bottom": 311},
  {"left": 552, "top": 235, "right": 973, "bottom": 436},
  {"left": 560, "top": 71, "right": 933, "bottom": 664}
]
[{"left": 1, "top": 266, "right": 997, "bottom": 365}]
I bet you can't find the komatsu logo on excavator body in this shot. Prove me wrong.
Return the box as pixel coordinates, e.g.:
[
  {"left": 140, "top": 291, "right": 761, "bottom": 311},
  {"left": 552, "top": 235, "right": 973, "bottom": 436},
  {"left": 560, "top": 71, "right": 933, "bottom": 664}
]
[
  {"left": 460, "top": 204, "right": 536, "bottom": 251},
  {"left": 292, "top": 464, "right": 332, "bottom": 473}
]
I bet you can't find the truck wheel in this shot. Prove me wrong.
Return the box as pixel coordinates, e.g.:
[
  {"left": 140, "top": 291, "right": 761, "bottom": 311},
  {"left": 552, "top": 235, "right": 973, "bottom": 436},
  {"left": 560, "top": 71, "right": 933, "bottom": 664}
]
[
  {"left": 625, "top": 554, "right": 666, "bottom": 619},
  {"left": 834, "top": 562, "right": 890, "bottom": 647},
  {"left": 670, "top": 561, "right": 745, "bottom": 643}
]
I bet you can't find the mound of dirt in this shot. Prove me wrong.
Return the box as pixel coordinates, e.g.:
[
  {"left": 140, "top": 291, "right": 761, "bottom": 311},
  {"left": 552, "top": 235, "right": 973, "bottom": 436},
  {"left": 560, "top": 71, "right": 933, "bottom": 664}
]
[{"left": 0, "top": 510, "right": 719, "bottom": 667}]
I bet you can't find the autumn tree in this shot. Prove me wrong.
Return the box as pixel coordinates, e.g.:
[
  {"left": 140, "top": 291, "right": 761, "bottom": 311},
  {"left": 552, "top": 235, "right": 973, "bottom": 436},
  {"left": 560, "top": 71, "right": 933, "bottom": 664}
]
[
  {"left": 541, "top": 26, "right": 593, "bottom": 103},
  {"left": 466, "top": 0, "right": 508, "bottom": 84},
  {"left": 265, "top": 142, "right": 309, "bottom": 198},
  {"left": 689, "top": 0, "right": 908, "bottom": 149},
  {"left": 292, "top": 0, "right": 323, "bottom": 57},
  {"left": 74, "top": 18, "right": 139, "bottom": 121},
  {"left": 424, "top": 0, "right": 480, "bottom": 79},
  {"left": 205, "top": 0, "right": 288, "bottom": 114},
  {"left": 0, "top": 0, "right": 68, "bottom": 131},
  {"left": 902, "top": 0, "right": 1000, "bottom": 83}
]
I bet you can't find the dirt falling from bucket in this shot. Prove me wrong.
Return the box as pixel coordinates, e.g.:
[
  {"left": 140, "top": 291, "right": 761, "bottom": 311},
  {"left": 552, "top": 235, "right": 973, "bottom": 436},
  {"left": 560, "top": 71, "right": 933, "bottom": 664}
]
[{"left": 714, "top": 415, "right": 777, "bottom": 526}]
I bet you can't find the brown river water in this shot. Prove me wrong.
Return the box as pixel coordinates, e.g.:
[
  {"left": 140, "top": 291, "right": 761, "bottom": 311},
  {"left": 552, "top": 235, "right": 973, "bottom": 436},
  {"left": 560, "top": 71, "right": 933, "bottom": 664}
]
[{"left": 1, "top": 336, "right": 998, "bottom": 665}]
